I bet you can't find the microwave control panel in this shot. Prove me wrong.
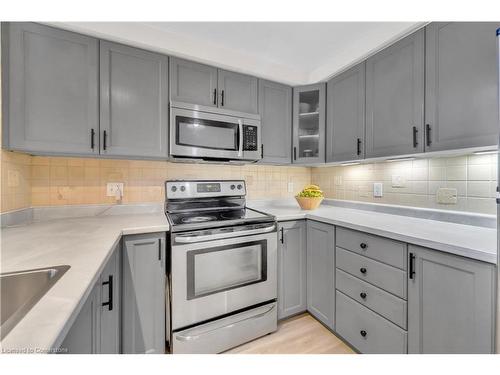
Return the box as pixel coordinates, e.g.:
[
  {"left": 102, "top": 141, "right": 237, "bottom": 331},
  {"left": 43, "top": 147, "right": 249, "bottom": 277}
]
[{"left": 243, "top": 125, "right": 258, "bottom": 151}]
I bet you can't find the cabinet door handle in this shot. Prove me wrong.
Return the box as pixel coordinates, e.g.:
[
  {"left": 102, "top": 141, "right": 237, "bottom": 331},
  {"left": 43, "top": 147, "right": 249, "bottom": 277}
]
[
  {"left": 360, "top": 242, "right": 367, "bottom": 249},
  {"left": 293, "top": 147, "right": 297, "bottom": 161},
  {"left": 213, "top": 88, "right": 217, "bottom": 105},
  {"left": 360, "top": 330, "right": 367, "bottom": 337},
  {"left": 90, "top": 129, "right": 95, "bottom": 150},
  {"left": 261, "top": 144, "right": 264, "bottom": 159},
  {"left": 103, "top": 130, "right": 107, "bottom": 151},
  {"left": 426, "top": 124, "right": 432, "bottom": 147},
  {"left": 360, "top": 267, "right": 367, "bottom": 274},
  {"left": 158, "top": 238, "right": 162, "bottom": 261},
  {"left": 409, "top": 252, "right": 416, "bottom": 279},
  {"left": 412, "top": 126, "right": 418, "bottom": 148},
  {"left": 360, "top": 292, "right": 367, "bottom": 299},
  {"left": 357, "top": 138, "right": 362, "bottom": 156},
  {"left": 279, "top": 227, "right": 284, "bottom": 244},
  {"left": 102, "top": 275, "right": 113, "bottom": 311},
  {"left": 220, "top": 90, "right": 224, "bottom": 106}
]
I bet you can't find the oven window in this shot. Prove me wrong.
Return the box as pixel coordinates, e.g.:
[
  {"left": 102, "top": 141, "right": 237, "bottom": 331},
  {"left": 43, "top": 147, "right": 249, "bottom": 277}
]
[
  {"left": 176, "top": 116, "right": 238, "bottom": 151},
  {"left": 186, "top": 240, "right": 267, "bottom": 300}
]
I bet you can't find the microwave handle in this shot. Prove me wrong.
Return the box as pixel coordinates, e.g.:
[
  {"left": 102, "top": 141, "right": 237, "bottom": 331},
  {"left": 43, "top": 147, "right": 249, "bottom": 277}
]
[{"left": 238, "top": 119, "right": 243, "bottom": 157}]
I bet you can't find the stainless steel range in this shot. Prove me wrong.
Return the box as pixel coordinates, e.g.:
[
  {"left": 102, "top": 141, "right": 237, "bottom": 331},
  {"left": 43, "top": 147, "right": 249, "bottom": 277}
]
[{"left": 165, "top": 180, "right": 278, "bottom": 354}]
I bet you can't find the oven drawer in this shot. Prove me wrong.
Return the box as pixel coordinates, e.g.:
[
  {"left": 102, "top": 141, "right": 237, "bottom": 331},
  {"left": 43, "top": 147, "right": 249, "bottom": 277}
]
[
  {"left": 172, "top": 302, "right": 277, "bottom": 354},
  {"left": 336, "top": 291, "right": 407, "bottom": 354},
  {"left": 336, "top": 247, "right": 407, "bottom": 299},
  {"left": 336, "top": 269, "right": 407, "bottom": 329}
]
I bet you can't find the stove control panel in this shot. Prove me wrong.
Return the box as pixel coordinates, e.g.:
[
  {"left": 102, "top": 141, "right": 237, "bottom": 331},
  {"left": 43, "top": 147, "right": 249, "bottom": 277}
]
[{"left": 166, "top": 180, "right": 246, "bottom": 199}]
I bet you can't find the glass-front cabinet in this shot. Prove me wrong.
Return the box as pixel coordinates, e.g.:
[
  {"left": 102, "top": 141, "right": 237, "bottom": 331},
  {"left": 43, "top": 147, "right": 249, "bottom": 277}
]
[{"left": 292, "top": 83, "right": 326, "bottom": 164}]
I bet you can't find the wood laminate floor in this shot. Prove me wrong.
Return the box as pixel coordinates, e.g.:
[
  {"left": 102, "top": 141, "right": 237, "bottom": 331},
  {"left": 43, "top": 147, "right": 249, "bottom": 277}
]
[{"left": 225, "top": 313, "right": 355, "bottom": 354}]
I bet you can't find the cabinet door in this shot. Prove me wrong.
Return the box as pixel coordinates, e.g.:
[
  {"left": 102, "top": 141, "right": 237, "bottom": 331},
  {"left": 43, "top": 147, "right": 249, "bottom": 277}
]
[
  {"left": 326, "top": 63, "right": 366, "bottom": 162},
  {"left": 60, "top": 283, "right": 100, "bottom": 354},
  {"left": 278, "top": 221, "right": 307, "bottom": 319},
  {"left": 122, "top": 233, "right": 166, "bottom": 354},
  {"left": 169, "top": 57, "right": 218, "bottom": 107},
  {"left": 365, "top": 29, "right": 424, "bottom": 158},
  {"left": 217, "top": 69, "right": 258, "bottom": 114},
  {"left": 2, "top": 22, "right": 98, "bottom": 155},
  {"left": 425, "top": 22, "right": 500, "bottom": 151},
  {"left": 100, "top": 41, "right": 168, "bottom": 158},
  {"left": 408, "top": 245, "right": 495, "bottom": 353},
  {"left": 306, "top": 220, "right": 335, "bottom": 329},
  {"left": 293, "top": 83, "right": 326, "bottom": 164},
  {"left": 258, "top": 80, "right": 292, "bottom": 164},
  {"left": 99, "top": 246, "right": 121, "bottom": 354}
]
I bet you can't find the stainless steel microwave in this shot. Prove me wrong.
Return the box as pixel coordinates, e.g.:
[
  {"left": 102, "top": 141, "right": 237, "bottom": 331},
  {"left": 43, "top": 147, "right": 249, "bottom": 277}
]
[{"left": 170, "top": 104, "right": 261, "bottom": 162}]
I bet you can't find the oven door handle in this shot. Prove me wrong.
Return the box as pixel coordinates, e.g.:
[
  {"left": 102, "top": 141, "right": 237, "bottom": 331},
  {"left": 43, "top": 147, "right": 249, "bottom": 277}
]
[
  {"left": 174, "top": 304, "right": 276, "bottom": 342},
  {"left": 238, "top": 119, "right": 243, "bottom": 157},
  {"left": 175, "top": 223, "right": 276, "bottom": 244}
]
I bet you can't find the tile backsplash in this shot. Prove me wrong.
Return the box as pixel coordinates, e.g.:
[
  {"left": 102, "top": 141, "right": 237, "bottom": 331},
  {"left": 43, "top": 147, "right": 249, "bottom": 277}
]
[{"left": 312, "top": 155, "right": 498, "bottom": 215}]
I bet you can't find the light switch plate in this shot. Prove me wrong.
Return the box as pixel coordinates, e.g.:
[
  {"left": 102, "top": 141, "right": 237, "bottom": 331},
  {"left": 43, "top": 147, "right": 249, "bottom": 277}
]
[
  {"left": 437, "top": 188, "right": 457, "bottom": 204},
  {"left": 107, "top": 182, "right": 124, "bottom": 197},
  {"left": 334, "top": 176, "right": 343, "bottom": 186},
  {"left": 391, "top": 175, "right": 406, "bottom": 188},
  {"left": 287, "top": 182, "right": 294, "bottom": 193},
  {"left": 373, "top": 182, "right": 383, "bottom": 197}
]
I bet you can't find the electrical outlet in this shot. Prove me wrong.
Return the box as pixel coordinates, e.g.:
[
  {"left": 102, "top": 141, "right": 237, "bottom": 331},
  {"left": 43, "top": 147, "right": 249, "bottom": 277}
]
[
  {"left": 287, "top": 182, "right": 294, "bottom": 193},
  {"left": 391, "top": 175, "right": 406, "bottom": 188},
  {"left": 334, "top": 176, "right": 343, "bottom": 186},
  {"left": 7, "top": 170, "right": 20, "bottom": 187},
  {"left": 437, "top": 188, "right": 457, "bottom": 204},
  {"left": 107, "top": 182, "right": 124, "bottom": 197},
  {"left": 373, "top": 182, "right": 383, "bottom": 197}
]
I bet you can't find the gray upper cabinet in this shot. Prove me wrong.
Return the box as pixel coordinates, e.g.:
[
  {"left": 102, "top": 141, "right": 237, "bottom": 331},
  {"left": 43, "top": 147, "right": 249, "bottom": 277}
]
[
  {"left": 169, "top": 57, "right": 218, "bottom": 107},
  {"left": 218, "top": 69, "right": 259, "bottom": 114},
  {"left": 408, "top": 245, "right": 495, "bottom": 354},
  {"left": 258, "top": 80, "right": 292, "bottom": 163},
  {"left": 306, "top": 220, "right": 335, "bottom": 329},
  {"left": 424, "top": 22, "right": 500, "bottom": 152},
  {"left": 278, "top": 220, "right": 307, "bottom": 320},
  {"left": 2, "top": 22, "right": 99, "bottom": 155},
  {"left": 122, "top": 232, "right": 166, "bottom": 354},
  {"left": 100, "top": 41, "right": 169, "bottom": 159},
  {"left": 293, "top": 83, "right": 326, "bottom": 164},
  {"left": 326, "top": 63, "right": 366, "bottom": 162},
  {"left": 365, "top": 29, "right": 424, "bottom": 158}
]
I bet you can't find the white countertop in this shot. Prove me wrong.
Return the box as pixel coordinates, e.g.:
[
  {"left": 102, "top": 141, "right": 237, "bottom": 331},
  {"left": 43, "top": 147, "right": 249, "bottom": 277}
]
[
  {"left": 247, "top": 200, "right": 497, "bottom": 265},
  {"left": 0, "top": 213, "right": 169, "bottom": 353}
]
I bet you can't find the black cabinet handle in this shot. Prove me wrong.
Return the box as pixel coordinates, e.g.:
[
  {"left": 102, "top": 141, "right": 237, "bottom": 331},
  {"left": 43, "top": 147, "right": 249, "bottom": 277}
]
[
  {"left": 261, "top": 144, "right": 264, "bottom": 159},
  {"left": 221, "top": 90, "right": 224, "bottom": 106},
  {"left": 103, "top": 130, "right": 107, "bottom": 151},
  {"left": 102, "top": 275, "right": 113, "bottom": 311},
  {"left": 357, "top": 138, "right": 362, "bottom": 156},
  {"left": 426, "top": 124, "right": 432, "bottom": 147},
  {"left": 293, "top": 147, "right": 297, "bottom": 161},
  {"left": 412, "top": 126, "right": 418, "bottom": 148},
  {"left": 409, "top": 253, "right": 416, "bottom": 279},
  {"left": 360, "top": 243, "right": 367, "bottom": 249},
  {"left": 280, "top": 227, "right": 284, "bottom": 244},
  {"left": 90, "top": 129, "right": 95, "bottom": 150},
  {"left": 360, "top": 267, "right": 367, "bottom": 274},
  {"left": 360, "top": 330, "right": 367, "bottom": 337},
  {"left": 360, "top": 292, "right": 367, "bottom": 299},
  {"left": 158, "top": 238, "right": 162, "bottom": 261},
  {"left": 213, "top": 88, "right": 217, "bottom": 105}
]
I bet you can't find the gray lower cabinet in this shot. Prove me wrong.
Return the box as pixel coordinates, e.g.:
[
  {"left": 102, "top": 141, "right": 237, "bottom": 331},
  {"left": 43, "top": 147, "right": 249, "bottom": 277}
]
[
  {"left": 122, "top": 232, "right": 166, "bottom": 354},
  {"left": 365, "top": 29, "right": 424, "bottom": 158},
  {"left": 61, "top": 245, "right": 120, "bottom": 354},
  {"left": 326, "top": 63, "right": 366, "bottom": 162},
  {"left": 278, "top": 221, "right": 307, "bottom": 319},
  {"left": 306, "top": 220, "right": 335, "bottom": 329},
  {"left": 408, "top": 245, "right": 496, "bottom": 354},
  {"left": 218, "top": 69, "right": 259, "bottom": 114},
  {"left": 169, "top": 57, "right": 218, "bottom": 107},
  {"left": 258, "top": 80, "right": 292, "bottom": 164},
  {"left": 424, "top": 22, "right": 500, "bottom": 152},
  {"left": 2, "top": 22, "right": 99, "bottom": 155},
  {"left": 99, "top": 41, "right": 169, "bottom": 159}
]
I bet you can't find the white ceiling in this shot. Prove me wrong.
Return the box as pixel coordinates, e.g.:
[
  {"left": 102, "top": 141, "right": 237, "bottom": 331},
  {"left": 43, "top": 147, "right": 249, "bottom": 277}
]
[{"left": 51, "top": 22, "right": 425, "bottom": 85}]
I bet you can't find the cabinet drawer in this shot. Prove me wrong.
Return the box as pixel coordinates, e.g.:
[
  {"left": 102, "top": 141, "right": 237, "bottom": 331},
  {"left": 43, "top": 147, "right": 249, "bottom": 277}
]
[
  {"left": 336, "top": 291, "right": 407, "bottom": 354},
  {"left": 336, "top": 269, "right": 407, "bottom": 329},
  {"left": 336, "top": 247, "right": 407, "bottom": 299},
  {"left": 336, "top": 227, "right": 407, "bottom": 270}
]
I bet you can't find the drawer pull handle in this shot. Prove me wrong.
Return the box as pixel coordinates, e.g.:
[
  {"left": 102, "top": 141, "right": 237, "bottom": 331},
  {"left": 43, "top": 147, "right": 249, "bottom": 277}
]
[
  {"left": 360, "top": 330, "right": 367, "bottom": 337},
  {"left": 360, "top": 243, "right": 367, "bottom": 249},
  {"left": 360, "top": 267, "right": 367, "bottom": 274},
  {"left": 360, "top": 292, "right": 367, "bottom": 299}
]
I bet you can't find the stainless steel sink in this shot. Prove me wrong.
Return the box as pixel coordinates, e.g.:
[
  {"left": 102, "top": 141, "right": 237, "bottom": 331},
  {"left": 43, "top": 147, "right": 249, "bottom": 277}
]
[{"left": 1, "top": 265, "right": 70, "bottom": 339}]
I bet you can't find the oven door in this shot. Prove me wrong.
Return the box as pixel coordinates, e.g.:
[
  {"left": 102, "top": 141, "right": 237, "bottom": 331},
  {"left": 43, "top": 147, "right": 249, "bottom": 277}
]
[
  {"left": 171, "top": 223, "right": 277, "bottom": 330},
  {"left": 170, "top": 107, "right": 261, "bottom": 160}
]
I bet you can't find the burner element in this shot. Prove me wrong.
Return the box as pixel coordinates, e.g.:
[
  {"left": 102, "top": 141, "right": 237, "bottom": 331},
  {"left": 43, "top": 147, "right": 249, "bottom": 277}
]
[{"left": 181, "top": 215, "right": 217, "bottom": 224}]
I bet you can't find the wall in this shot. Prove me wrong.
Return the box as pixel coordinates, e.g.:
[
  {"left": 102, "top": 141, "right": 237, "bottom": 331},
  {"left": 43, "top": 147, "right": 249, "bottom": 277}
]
[{"left": 312, "top": 155, "right": 498, "bottom": 215}]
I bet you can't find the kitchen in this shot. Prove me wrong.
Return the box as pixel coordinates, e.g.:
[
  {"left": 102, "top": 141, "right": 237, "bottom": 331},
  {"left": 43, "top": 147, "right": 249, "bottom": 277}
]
[{"left": 1, "top": 1, "right": 499, "bottom": 373}]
